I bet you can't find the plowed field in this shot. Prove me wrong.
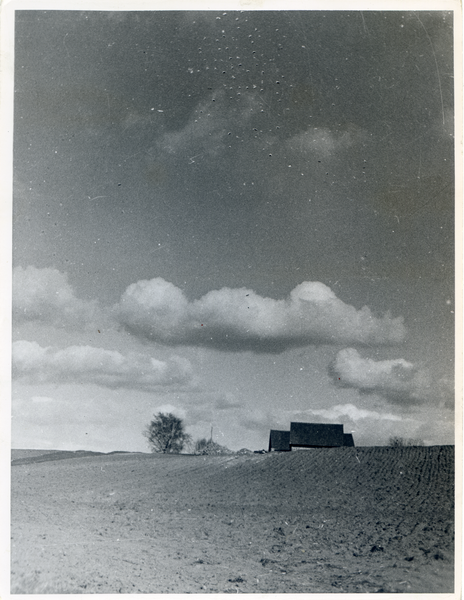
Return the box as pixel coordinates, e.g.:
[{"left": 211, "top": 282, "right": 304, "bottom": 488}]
[{"left": 11, "top": 446, "right": 455, "bottom": 593}]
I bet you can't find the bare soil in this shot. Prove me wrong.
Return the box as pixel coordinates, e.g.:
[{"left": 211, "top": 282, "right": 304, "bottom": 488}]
[{"left": 11, "top": 446, "right": 455, "bottom": 593}]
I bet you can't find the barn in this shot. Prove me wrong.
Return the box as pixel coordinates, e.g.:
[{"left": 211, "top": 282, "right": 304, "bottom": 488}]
[{"left": 268, "top": 422, "right": 355, "bottom": 451}]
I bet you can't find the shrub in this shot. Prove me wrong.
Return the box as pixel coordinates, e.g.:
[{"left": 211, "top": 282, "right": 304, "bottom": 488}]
[
  {"left": 389, "top": 436, "right": 424, "bottom": 447},
  {"left": 193, "top": 438, "right": 234, "bottom": 455}
]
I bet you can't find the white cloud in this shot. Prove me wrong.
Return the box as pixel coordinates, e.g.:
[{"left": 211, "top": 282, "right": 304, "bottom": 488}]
[
  {"left": 299, "top": 403, "right": 403, "bottom": 423},
  {"left": 13, "top": 266, "right": 99, "bottom": 329},
  {"left": 31, "top": 396, "right": 54, "bottom": 404},
  {"left": 150, "top": 404, "right": 187, "bottom": 421},
  {"left": 158, "top": 89, "right": 260, "bottom": 160},
  {"left": 116, "top": 278, "right": 406, "bottom": 352},
  {"left": 329, "top": 347, "right": 454, "bottom": 406},
  {"left": 286, "top": 125, "right": 363, "bottom": 157},
  {"left": 115, "top": 277, "right": 189, "bottom": 342},
  {"left": 12, "top": 392, "right": 150, "bottom": 453},
  {"left": 12, "top": 340, "right": 193, "bottom": 392}
]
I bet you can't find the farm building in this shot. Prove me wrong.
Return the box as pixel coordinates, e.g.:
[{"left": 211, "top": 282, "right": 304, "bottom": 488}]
[
  {"left": 268, "top": 422, "right": 355, "bottom": 451},
  {"left": 343, "top": 433, "right": 355, "bottom": 447},
  {"left": 268, "top": 430, "right": 291, "bottom": 452}
]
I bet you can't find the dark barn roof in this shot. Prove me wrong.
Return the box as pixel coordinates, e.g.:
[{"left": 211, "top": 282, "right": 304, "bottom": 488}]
[
  {"left": 268, "top": 423, "right": 355, "bottom": 451},
  {"left": 343, "top": 433, "right": 355, "bottom": 447},
  {"left": 268, "top": 430, "right": 291, "bottom": 451},
  {"left": 289, "top": 422, "right": 345, "bottom": 448}
]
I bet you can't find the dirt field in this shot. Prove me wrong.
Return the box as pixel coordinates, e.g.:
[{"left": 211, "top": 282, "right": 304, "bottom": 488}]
[{"left": 11, "top": 446, "right": 455, "bottom": 594}]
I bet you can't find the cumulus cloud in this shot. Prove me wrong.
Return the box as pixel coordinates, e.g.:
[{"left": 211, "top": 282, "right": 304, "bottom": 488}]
[
  {"left": 115, "top": 278, "right": 406, "bottom": 352},
  {"left": 329, "top": 347, "right": 454, "bottom": 406},
  {"left": 12, "top": 340, "right": 193, "bottom": 391},
  {"left": 13, "top": 266, "right": 99, "bottom": 329}
]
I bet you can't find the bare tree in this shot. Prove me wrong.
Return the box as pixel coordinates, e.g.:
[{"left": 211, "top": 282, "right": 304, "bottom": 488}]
[{"left": 144, "top": 412, "right": 191, "bottom": 454}]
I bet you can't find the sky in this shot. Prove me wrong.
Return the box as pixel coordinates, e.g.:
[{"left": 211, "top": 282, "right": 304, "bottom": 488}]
[{"left": 11, "top": 9, "right": 456, "bottom": 452}]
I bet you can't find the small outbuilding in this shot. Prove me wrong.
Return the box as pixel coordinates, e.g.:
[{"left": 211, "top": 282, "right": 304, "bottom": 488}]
[
  {"left": 268, "top": 422, "right": 355, "bottom": 451},
  {"left": 343, "top": 433, "right": 355, "bottom": 447},
  {"left": 268, "top": 430, "right": 291, "bottom": 452}
]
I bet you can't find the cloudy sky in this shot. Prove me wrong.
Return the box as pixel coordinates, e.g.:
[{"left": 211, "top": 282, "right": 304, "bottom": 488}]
[{"left": 11, "top": 9, "right": 455, "bottom": 452}]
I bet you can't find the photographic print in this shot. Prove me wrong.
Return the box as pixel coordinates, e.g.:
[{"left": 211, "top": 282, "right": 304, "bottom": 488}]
[{"left": 5, "top": 1, "right": 460, "bottom": 595}]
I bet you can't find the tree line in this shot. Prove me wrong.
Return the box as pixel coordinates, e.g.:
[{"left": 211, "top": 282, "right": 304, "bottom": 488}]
[
  {"left": 144, "top": 412, "right": 425, "bottom": 454},
  {"left": 144, "top": 412, "right": 232, "bottom": 455}
]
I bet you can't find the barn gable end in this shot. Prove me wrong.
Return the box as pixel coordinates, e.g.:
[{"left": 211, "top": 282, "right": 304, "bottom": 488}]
[
  {"left": 268, "top": 430, "right": 291, "bottom": 452},
  {"left": 289, "top": 422, "right": 344, "bottom": 448},
  {"left": 268, "top": 422, "right": 355, "bottom": 451}
]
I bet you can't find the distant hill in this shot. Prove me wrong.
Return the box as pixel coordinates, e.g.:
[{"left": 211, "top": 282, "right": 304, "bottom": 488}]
[
  {"left": 11, "top": 449, "right": 62, "bottom": 460},
  {"left": 11, "top": 449, "right": 143, "bottom": 466}
]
